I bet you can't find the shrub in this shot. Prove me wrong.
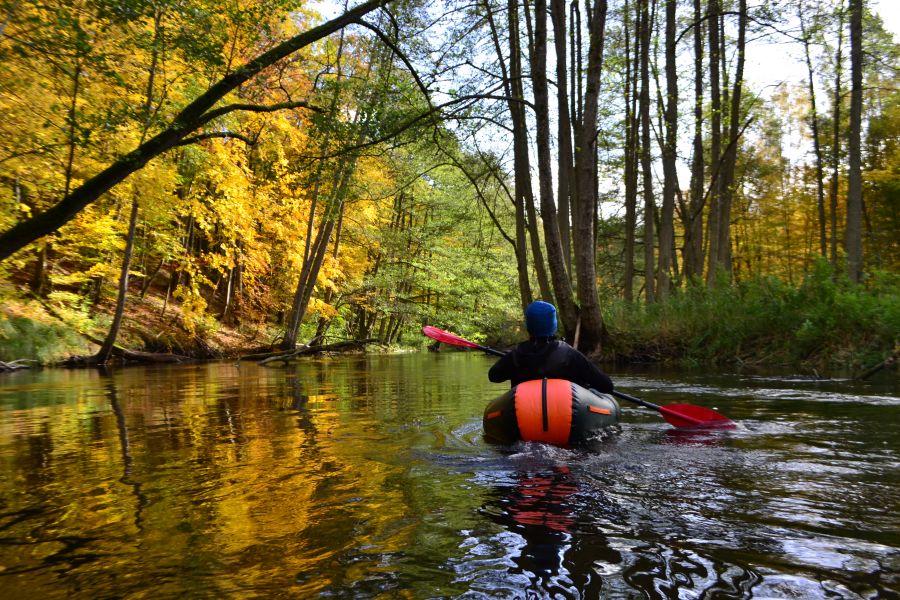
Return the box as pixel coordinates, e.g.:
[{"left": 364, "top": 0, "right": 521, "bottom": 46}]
[
  {"left": 604, "top": 262, "right": 900, "bottom": 372},
  {"left": 0, "top": 314, "right": 90, "bottom": 363}
]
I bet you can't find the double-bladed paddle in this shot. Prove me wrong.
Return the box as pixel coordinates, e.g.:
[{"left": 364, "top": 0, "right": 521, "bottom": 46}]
[{"left": 422, "top": 325, "right": 736, "bottom": 430}]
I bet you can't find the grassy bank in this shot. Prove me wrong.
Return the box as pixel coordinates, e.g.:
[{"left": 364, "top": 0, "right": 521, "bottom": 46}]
[
  {"left": 0, "top": 285, "right": 279, "bottom": 365},
  {"left": 2, "top": 264, "right": 897, "bottom": 374},
  {"left": 604, "top": 265, "right": 900, "bottom": 374}
]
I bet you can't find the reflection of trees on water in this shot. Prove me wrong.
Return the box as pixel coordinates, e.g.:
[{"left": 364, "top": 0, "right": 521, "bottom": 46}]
[{"left": 103, "top": 371, "right": 148, "bottom": 531}]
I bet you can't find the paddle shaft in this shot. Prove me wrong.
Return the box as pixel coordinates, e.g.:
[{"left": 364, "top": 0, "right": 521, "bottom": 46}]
[{"left": 609, "top": 390, "right": 706, "bottom": 425}]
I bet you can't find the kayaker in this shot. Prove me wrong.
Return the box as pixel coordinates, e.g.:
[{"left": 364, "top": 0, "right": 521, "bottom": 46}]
[{"left": 488, "top": 300, "right": 614, "bottom": 393}]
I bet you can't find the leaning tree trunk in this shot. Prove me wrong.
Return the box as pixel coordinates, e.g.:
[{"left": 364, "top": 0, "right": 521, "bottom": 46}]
[
  {"left": 95, "top": 197, "right": 140, "bottom": 363},
  {"left": 96, "top": 12, "right": 164, "bottom": 364},
  {"left": 282, "top": 29, "right": 395, "bottom": 350},
  {"left": 0, "top": 0, "right": 388, "bottom": 262}
]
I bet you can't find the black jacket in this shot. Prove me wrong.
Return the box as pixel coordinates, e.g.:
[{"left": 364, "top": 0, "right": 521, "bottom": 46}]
[{"left": 488, "top": 339, "right": 614, "bottom": 393}]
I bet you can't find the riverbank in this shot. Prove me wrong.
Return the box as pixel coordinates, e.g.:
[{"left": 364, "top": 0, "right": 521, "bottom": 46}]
[
  {"left": 603, "top": 268, "right": 900, "bottom": 375},
  {"left": 0, "top": 288, "right": 281, "bottom": 365},
  {"left": 1, "top": 267, "right": 897, "bottom": 376}
]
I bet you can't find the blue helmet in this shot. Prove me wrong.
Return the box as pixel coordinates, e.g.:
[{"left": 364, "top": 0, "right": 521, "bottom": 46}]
[{"left": 525, "top": 301, "right": 557, "bottom": 337}]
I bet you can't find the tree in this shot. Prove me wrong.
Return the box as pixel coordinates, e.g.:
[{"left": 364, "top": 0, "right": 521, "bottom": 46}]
[
  {"left": 798, "top": 2, "right": 828, "bottom": 259},
  {"left": 638, "top": 0, "right": 655, "bottom": 302},
  {"left": 684, "top": 0, "right": 706, "bottom": 281},
  {"left": 657, "top": 0, "right": 678, "bottom": 300},
  {"left": 0, "top": 0, "right": 389, "bottom": 263},
  {"left": 529, "top": 0, "right": 579, "bottom": 336},
  {"left": 483, "top": 0, "right": 534, "bottom": 311},
  {"left": 571, "top": 0, "right": 610, "bottom": 353},
  {"left": 845, "top": 0, "right": 863, "bottom": 283}
]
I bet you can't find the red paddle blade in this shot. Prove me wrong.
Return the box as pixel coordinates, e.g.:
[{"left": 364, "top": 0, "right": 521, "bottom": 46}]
[
  {"left": 422, "top": 326, "right": 482, "bottom": 349},
  {"left": 658, "top": 403, "right": 736, "bottom": 429}
]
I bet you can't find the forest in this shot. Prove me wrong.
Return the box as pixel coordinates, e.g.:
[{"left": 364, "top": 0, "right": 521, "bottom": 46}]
[{"left": 0, "top": 0, "right": 897, "bottom": 373}]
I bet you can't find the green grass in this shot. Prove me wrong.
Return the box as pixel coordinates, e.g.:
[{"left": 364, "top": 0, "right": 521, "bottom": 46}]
[
  {"left": 0, "top": 314, "right": 92, "bottom": 364},
  {"left": 604, "top": 262, "right": 900, "bottom": 373}
]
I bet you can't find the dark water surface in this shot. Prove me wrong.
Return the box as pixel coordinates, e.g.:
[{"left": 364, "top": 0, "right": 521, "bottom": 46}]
[{"left": 0, "top": 353, "right": 897, "bottom": 599}]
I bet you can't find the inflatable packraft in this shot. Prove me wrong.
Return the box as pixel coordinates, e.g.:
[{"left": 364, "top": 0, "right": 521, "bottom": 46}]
[{"left": 483, "top": 379, "right": 620, "bottom": 446}]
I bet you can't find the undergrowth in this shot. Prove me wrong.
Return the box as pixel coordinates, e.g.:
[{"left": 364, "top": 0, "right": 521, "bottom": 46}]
[
  {"left": 604, "top": 262, "right": 900, "bottom": 373},
  {"left": 0, "top": 312, "right": 92, "bottom": 364}
]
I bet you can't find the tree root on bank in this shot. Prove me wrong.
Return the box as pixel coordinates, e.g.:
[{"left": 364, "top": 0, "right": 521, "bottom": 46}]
[
  {"left": 0, "top": 360, "right": 32, "bottom": 372},
  {"left": 247, "top": 339, "right": 380, "bottom": 365},
  {"left": 62, "top": 346, "right": 192, "bottom": 366},
  {"left": 62, "top": 333, "right": 193, "bottom": 367}
]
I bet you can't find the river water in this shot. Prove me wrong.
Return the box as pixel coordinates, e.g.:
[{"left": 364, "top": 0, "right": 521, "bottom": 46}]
[{"left": 0, "top": 353, "right": 896, "bottom": 599}]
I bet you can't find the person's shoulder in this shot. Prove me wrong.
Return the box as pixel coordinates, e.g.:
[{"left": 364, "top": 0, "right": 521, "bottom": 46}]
[
  {"left": 555, "top": 339, "right": 577, "bottom": 353},
  {"left": 556, "top": 340, "right": 592, "bottom": 361},
  {"left": 514, "top": 340, "right": 532, "bottom": 352}
]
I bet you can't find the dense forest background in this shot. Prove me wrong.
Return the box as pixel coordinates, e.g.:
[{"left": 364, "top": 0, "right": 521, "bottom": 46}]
[{"left": 0, "top": 0, "right": 897, "bottom": 372}]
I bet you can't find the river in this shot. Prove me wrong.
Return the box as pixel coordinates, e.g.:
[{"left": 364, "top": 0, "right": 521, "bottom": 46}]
[{"left": 0, "top": 353, "right": 896, "bottom": 599}]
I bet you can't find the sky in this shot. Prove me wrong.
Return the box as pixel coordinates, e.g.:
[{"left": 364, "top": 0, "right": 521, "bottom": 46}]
[
  {"left": 872, "top": 0, "right": 900, "bottom": 37},
  {"left": 307, "top": 0, "right": 899, "bottom": 203},
  {"left": 745, "top": 0, "right": 900, "bottom": 92}
]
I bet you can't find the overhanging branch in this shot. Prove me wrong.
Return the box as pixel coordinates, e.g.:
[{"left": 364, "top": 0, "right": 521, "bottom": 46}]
[
  {"left": 197, "top": 100, "right": 323, "bottom": 126},
  {"left": 177, "top": 131, "right": 257, "bottom": 147}
]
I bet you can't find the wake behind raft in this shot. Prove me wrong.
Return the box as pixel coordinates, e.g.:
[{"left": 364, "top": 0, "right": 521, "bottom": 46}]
[{"left": 483, "top": 378, "right": 621, "bottom": 447}]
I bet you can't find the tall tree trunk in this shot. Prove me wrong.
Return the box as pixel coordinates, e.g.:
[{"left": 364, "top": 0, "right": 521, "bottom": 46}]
[
  {"left": 657, "top": 0, "right": 678, "bottom": 300},
  {"left": 571, "top": 0, "right": 583, "bottom": 132},
  {"left": 705, "top": 0, "right": 722, "bottom": 285},
  {"left": 639, "top": 0, "right": 655, "bottom": 303},
  {"left": 623, "top": 0, "right": 639, "bottom": 301},
  {"left": 531, "top": 0, "right": 579, "bottom": 337},
  {"left": 846, "top": 0, "right": 863, "bottom": 283},
  {"left": 684, "top": 0, "right": 705, "bottom": 280},
  {"left": 830, "top": 4, "right": 845, "bottom": 269},
  {"left": 516, "top": 0, "right": 554, "bottom": 303},
  {"left": 572, "top": 0, "right": 609, "bottom": 354},
  {"left": 714, "top": 0, "right": 746, "bottom": 282},
  {"left": 799, "top": 5, "right": 828, "bottom": 259},
  {"left": 484, "top": 0, "right": 533, "bottom": 310},
  {"left": 551, "top": 0, "right": 574, "bottom": 275}
]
